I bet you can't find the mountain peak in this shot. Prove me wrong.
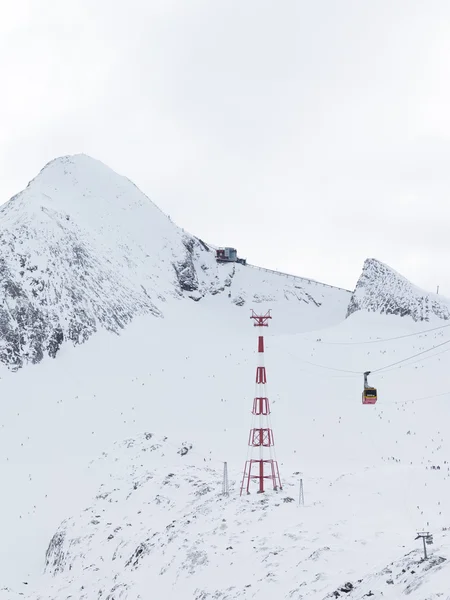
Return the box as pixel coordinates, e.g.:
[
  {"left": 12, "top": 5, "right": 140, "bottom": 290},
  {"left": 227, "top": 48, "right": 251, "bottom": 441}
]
[
  {"left": 27, "top": 153, "right": 115, "bottom": 191},
  {"left": 346, "top": 257, "right": 450, "bottom": 322},
  {"left": 23, "top": 153, "right": 156, "bottom": 214},
  {"left": 35, "top": 153, "right": 119, "bottom": 178}
]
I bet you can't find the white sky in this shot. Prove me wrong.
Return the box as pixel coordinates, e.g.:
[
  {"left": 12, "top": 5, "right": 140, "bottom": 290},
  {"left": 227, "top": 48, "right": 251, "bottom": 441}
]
[{"left": 2, "top": 0, "right": 450, "bottom": 293}]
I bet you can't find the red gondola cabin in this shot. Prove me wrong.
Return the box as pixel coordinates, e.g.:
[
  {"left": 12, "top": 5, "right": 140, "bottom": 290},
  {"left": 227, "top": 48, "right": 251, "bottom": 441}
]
[
  {"left": 362, "top": 371, "right": 377, "bottom": 405},
  {"left": 362, "top": 387, "right": 377, "bottom": 405}
]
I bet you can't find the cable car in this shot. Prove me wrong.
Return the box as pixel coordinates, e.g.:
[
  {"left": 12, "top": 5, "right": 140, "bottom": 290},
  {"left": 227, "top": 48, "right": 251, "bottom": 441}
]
[{"left": 362, "top": 371, "right": 377, "bottom": 405}]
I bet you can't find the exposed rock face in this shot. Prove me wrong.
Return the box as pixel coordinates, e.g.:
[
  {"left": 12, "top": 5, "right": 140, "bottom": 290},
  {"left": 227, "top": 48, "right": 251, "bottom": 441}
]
[
  {"left": 346, "top": 258, "right": 450, "bottom": 322},
  {"left": 0, "top": 156, "right": 231, "bottom": 369},
  {"left": 45, "top": 530, "right": 67, "bottom": 575},
  {"left": 173, "top": 237, "right": 201, "bottom": 292},
  {"left": 0, "top": 216, "right": 161, "bottom": 369}
]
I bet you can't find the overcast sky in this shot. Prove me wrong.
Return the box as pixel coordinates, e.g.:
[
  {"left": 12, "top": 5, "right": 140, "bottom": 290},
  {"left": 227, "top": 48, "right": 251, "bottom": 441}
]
[{"left": 2, "top": 1, "right": 450, "bottom": 293}]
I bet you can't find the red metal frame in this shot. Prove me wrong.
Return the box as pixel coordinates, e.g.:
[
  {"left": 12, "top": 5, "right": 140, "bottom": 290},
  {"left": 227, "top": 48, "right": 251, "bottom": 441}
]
[
  {"left": 241, "top": 311, "right": 281, "bottom": 495},
  {"left": 250, "top": 310, "right": 272, "bottom": 327},
  {"left": 240, "top": 459, "right": 282, "bottom": 495},
  {"left": 258, "top": 336, "right": 264, "bottom": 353},
  {"left": 252, "top": 397, "right": 270, "bottom": 415},
  {"left": 248, "top": 427, "right": 274, "bottom": 446},
  {"left": 256, "top": 366, "right": 267, "bottom": 384}
]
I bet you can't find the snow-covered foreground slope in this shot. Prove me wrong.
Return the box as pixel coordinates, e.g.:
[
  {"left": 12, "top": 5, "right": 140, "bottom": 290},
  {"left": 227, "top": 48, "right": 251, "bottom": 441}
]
[
  {"left": 26, "top": 434, "right": 450, "bottom": 600},
  {"left": 347, "top": 258, "right": 450, "bottom": 321},
  {"left": 0, "top": 154, "right": 349, "bottom": 369},
  {"left": 2, "top": 296, "right": 450, "bottom": 598}
]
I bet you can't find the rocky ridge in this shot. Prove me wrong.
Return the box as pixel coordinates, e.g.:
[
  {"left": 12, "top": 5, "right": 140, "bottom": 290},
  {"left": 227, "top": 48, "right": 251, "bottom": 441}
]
[{"left": 346, "top": 258, "right": 450, "bottom": 322}]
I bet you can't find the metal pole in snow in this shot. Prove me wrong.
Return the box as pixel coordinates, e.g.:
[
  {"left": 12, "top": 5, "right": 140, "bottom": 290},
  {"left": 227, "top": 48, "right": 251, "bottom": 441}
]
[
  {"left": 299, "top": 478, "right": 304, "bottom": 506},
  {"left": 415, "top": 532, "right": 430, "bottom": 560},
  {"left": 222, "top": 462, "right": 229, "bottom": 496}
]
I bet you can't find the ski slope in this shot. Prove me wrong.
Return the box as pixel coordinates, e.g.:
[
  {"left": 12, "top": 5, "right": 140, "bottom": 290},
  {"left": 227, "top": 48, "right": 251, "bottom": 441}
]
[{"left": 2, "top": 296, "right": 450, "bottom": 599}]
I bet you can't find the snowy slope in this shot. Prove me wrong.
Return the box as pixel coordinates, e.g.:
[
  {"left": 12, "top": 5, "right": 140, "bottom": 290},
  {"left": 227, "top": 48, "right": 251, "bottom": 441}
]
[
  {"left": 0, "top": 154, "right": 349, "bottom": 369},
  {"left": 347, "top": 258, "right": 450, "bottom": 321},
  {"left": 30, "top": 434, "right": 450, "bottom": 600},
  {"left": 2, "top": 297, "right": 450, "bottom": 599},
  {"left": 337, "top": 546, "right": 450, "bottom": 599}
]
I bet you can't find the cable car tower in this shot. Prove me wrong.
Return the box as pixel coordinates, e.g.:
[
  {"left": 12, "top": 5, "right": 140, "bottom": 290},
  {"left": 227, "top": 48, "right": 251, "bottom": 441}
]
[{"left": 240, "top": 310, "right": 282, "bottom": 495}]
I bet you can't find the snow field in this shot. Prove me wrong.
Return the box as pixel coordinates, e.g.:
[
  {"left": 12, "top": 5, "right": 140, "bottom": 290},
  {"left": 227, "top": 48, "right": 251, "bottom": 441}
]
[{"left": 2, "top": 296, "right": 450, "bottom": 597}]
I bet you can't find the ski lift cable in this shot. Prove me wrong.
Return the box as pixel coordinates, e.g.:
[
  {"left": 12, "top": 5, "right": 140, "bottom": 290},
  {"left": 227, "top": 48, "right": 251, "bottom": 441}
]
[
  {"left": 283, "top": 338, "right": 450, "bottom": 378},
  {"left": 376, "top": 345, "right": 450, "bottom": 375},
  {"left": 314, "top": 322, "right": 450, "bottom": 345},
  {"left": 298, "top": 358, "right": 361, "bottom": 375},
  {"left": 391, "top": 390, "right": 450, "bottom": 406},
  {"left": 270, "top": 320, "right": 450, "bottom": 346},
  {"left": 283, "top": 350, "right": 361, "bottom": 375},
  {"left": 371, "top": 338, "right": 450, "bottom": 374},
  {"left": 283, "top": 357, "right": 362, "bottom": 380}
]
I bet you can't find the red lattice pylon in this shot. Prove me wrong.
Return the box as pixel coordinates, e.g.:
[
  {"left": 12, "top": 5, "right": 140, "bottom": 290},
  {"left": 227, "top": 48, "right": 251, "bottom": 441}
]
[{"left": 240, "top": 310, "right": 282, "bottom": 495}]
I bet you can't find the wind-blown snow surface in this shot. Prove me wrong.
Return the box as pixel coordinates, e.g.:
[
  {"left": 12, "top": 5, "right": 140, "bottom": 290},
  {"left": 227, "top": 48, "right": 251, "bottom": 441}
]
[
  {"left": 2, "top": 296, "right": 450, "bottom": 599},
  {"left": 0, "top": 154, "right": 349, "bottom": 368}
]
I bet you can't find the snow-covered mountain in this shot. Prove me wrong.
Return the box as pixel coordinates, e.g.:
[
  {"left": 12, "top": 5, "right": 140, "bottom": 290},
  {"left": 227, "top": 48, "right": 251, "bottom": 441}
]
[
  {"left": 3, "top": 155, "right": 450, "bottom": 600},
  {"left": 2, "top": 154, "right": 450, "bottom": 372},
  {"left": 347, "top": 258, "right": 450, "bottom": 322},
  {"left": 0, "top": 154, "right": 349, "bottom": 369}
]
